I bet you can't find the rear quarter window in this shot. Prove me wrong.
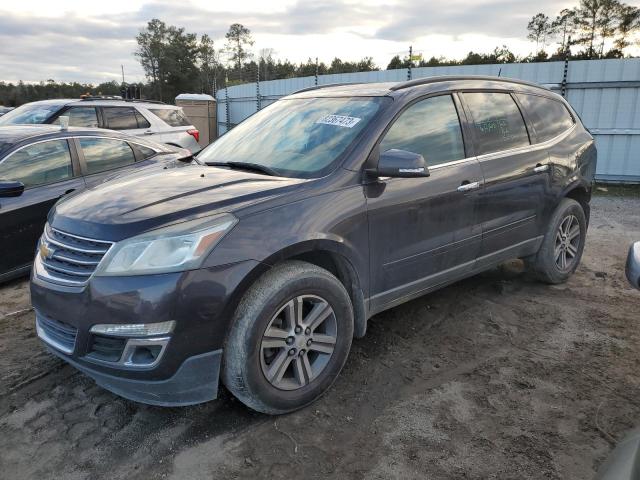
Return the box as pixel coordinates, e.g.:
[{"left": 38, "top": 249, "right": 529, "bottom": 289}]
[
  {"left": 150, "top": 108, "right": 191, "bottom": 127},
  {"left": 516, "top": 94, "right": 575, "bottom": 143}
]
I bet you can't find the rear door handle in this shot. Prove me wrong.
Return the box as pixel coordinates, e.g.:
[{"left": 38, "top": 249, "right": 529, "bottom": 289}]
[
  {"left": 457, "top": 181, "right": 481, "bottom": 192},
  {"left": 534, "top": 164, "right": 550, "bottom": 173}
]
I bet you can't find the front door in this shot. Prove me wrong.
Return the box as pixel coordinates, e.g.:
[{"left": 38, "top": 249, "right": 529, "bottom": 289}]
[
  {"left": 366, "top": 94, "right": 484, "bottom": 313},
  {"left": 0, "top": 139, "right": 84, "bottom": 274}
]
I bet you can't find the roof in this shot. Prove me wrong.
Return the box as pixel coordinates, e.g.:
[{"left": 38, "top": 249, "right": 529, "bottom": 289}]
[
  {"left": 0, "top": 125, "right": 169, "bottom": 156},
  {"left": 288, "top": 75, "right": 552, "bottom": 99},
  {"left": 14, "top": 98, "right": 175, "bottom": 108},
  {"left": 175, "top": 93, "right": 215, "bottom": 101}
]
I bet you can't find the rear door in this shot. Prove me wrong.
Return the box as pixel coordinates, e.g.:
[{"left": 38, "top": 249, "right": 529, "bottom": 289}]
[
  {"left": 0, "top": 139, "right": 83, "bottom": 274},
  {"left": 366, "top": 94, "right": 485, "bottom": 313},
  {"left": 460, "top": 91, "right": 550, "bottom": 268}
]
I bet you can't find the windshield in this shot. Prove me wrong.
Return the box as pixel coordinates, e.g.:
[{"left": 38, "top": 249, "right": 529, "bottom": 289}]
[
  {"left": 0, "top": 103, "right": 62, "bottom": 125},
  {"left": 197, "top": 97, "right": 389, "bottom": 178}
]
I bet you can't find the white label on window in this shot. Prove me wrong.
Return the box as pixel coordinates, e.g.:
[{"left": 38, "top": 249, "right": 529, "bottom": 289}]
[{"left": 316, "top": 115, "right": 361, "bottom": 128}]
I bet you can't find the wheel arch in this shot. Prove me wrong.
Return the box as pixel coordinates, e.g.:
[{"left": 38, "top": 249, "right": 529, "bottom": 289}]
[{"left": 563, "top": 181, "right": 592, "bottom": 225}]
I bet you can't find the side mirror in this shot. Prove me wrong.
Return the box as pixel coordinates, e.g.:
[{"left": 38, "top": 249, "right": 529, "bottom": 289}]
[
  {"left": 626, "top": 242, "right": 640, "bottom": 290},
  {"left": 0, "top": 180, "right": 24, "bottom": 197},
  {"left": 375, "top": 149, "right": 430, "bottom": 178}
]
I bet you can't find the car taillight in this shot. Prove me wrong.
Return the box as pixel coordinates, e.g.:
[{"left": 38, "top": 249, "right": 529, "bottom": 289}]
[{"left": 187, "top": 129, "right": 200, "bottom": 143}]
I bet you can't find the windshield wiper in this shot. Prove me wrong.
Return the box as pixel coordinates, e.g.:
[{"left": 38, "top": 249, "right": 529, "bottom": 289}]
[{"left": 205, "top": 161, "right": 279, "bottom": 177}]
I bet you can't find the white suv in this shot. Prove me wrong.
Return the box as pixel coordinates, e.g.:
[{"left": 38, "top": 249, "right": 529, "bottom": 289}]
[{"left": 0, "top": 97, "right": 202, "bottom": 153}]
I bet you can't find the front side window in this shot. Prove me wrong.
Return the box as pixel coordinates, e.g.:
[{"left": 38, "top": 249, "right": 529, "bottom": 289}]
[
  {"left": 197, "top": 97, "right": 389, "bottom": 178},
  {"left": 103, "top": 107, "right": 139, "bottom": 130},
  {"left": 150, "top": 108, "right": 191, "bottom": 127},
  {"left": 516, "top": 94, "right": 575, "bottom": 143},
  {"left": 0, "top": 103, "right": 62, "bottom": 125},
  {"left": 79, "top": 138, "right": 135, "bottom": 174},
  {"left": 380, "top": 95, "right": 465, "bottom": 166},
  {"left": 52, "top": 107, "right": 98, "bottom": 127},
  {"left": 462, "top": 92, "right": 530, "bottom": 155},
  {"left": 0, "top": 140, "right": 73, "bottom": 187}
]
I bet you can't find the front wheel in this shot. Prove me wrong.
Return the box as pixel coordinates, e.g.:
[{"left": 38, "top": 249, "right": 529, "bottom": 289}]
[
  {"left": 527, "top": 198, "right": 587, "bottom": 284},
  {"left": 222, "top": 261, "right": 354, "bottom": 414}
]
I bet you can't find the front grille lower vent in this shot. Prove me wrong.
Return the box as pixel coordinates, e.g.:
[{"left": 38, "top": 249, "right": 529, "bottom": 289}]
[{"left": 36, "top": 313, "right": 78, "bottom": 354}]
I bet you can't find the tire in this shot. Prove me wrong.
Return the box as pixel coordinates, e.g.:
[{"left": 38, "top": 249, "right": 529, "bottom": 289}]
[
  {"left": 222, "top": 260, "right": 354, "bottom": 414},
  {"left": 527, "top": 198, "right": 587, "bottom": 284}
]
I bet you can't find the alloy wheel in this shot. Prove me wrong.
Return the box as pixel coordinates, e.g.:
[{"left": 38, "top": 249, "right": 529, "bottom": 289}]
[
  {"left": 555, "top": 214, "right": 581, "bottom": 271},
  {"left": 260, "top": 295, "right": 337, "bottom": 391}
]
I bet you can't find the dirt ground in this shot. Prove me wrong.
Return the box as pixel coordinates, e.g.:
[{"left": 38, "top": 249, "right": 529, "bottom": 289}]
[{"left": 1, "top": 193, "right": 639, "bottom": 480}]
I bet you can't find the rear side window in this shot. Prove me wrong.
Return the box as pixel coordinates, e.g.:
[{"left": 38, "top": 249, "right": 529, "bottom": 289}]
[
  {"left": 0, "top": 140, "right": 73, "bottom": 187},
  {"left": 516, "top": 94, "right": 574, "bottom": 143},
  {"left": 150, "top": 108, "right": 191, "bottom": 127},
  {"left": 462, "top": 92, "right": 530, "bottom": 155},
  {"left": 103, "top": 107, "right": 139, "bottom": 130},
  {"left": 135, "top": 110, "right": 151, "bottom": 129},
  {"left": 53, "top": 107, "right": 98, "bottom": 127},
  {"left": 380, "top": 95, "right": 465, "bottom": 166},
  {"left": 79, "top": 137, "right": 136, "bottom": 174},
  {"left": 135, "top": 144, "right": 158, "bottom": 159}
]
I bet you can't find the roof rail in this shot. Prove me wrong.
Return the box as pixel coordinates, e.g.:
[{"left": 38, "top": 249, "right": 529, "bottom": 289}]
[
  {"left": 291, "top": 82, "right": 363, "bottom": 95},
  {"left": 390, "top": 75, "right": 547, "bottom": 91},
  {"left": 80, "top": 95, "right": 123, "bottom": 101},
  {"left": 129, "top": 99, "right": 165, "bottom": 104}
]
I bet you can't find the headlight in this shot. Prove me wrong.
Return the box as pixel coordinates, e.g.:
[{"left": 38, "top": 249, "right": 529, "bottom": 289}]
[{"left": 95, "top": 214, "right": 237, "bottom": 276}]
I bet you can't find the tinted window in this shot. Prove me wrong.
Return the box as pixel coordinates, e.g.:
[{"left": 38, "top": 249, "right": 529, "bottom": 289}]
[
  {"left": 135, "top": 110, "right": 151, "bottom": 129},
  {"left": 136, "top": 144, "right": 158, "bottom": 159},
  {"left": 0, "top": 140, "right": 72, "bottom": 187},
  {"left": 150, "top": 108, "right": 191, "bottom": 127},
  {"left": 103, "top": 107, "right": 139, "bottom": 130},
  {"left": 517, "top": 94, "right": 574, "bottom": 143},
  {"left": 79, "top": 138, "right": 135, "bottom": 174},
  {"left": 380, "top": 95, "right": 465, "bottom": 165},
  {"left": 0, "top": 103, "right": 62, "bottom": 125},
  {"left": 53, "top": 107, "right": 98, "bottom": 127},
  {"left": 463, "top": 92, "right": 530, "bottom": 155}
]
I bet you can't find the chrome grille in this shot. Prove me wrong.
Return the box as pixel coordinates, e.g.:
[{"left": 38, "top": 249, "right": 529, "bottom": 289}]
[{"left": 38, "top": 224, "right": 113, "bottom": 287}]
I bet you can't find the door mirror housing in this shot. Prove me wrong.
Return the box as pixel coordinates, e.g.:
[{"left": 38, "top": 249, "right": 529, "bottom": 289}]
[
  {"left": 0, "top": 180, "right": 24, "bottom": 197},
  {"left": 375, "top": 149, "right": 430, "bottom": 178}
]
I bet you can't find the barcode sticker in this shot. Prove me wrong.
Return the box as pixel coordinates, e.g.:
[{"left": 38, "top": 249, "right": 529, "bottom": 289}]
[{"left": 316, "top": 115, "right": 361, "bottom": 128}]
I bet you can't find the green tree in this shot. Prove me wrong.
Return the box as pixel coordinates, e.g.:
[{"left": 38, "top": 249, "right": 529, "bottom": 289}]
[
  {"left": 135, "top": 19, "right": 168, "bottom": 100},
  {"left": 527, "top": 13, "right": 554, "bottom": 52},
  {"left": 225, "top": 23, "right": 254, "bottom": 72},
  {"left": 614, "top": 3, "right": 640, "bottom": 52}
]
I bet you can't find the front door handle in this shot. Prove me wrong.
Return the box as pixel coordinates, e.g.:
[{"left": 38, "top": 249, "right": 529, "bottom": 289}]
[
  {"left": 534, "top": 163, "right": 550, "bottom": 173},
  {"left": 457, "top": 181, "right": 481, "bottom": 192},
  {"left": 144, "top": 130, "right": 154, "bottom": 135}
]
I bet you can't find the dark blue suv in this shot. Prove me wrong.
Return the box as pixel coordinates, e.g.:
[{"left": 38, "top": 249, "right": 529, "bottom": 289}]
[{"left": 30, "top": 76, "right": 597, "bottom": 414}]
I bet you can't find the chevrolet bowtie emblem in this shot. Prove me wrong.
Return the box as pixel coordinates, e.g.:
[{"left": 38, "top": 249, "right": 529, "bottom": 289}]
[{"left": 39, "top": 241, "right": 56, "bottom": 260}]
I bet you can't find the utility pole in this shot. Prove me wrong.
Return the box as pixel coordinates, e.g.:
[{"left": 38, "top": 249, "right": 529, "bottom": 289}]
[
  {"left": 121, "top": 65, "right": 125, "bottom": 84},
  {"left": 315, "top": 57, "right": 319, "bottom": 86},
  {"left": 407, "top": 46, "right": 412, "bottom": 81},
  {"left": 225, "top": 74, "right": 230, "bottom": 133}
]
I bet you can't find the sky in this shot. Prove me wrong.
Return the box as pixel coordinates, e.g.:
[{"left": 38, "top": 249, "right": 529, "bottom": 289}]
[{"left": 0, "top": 0, "right": 637, "bottom": 84}]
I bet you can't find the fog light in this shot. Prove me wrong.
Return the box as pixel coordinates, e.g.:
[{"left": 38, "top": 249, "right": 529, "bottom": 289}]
[{"left": 90, "top": 321, "right": 175, "bottom": 337}]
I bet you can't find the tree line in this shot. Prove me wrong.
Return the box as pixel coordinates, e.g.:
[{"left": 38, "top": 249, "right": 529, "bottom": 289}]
[{"left": 2, "top": 0, "right": 639, "bottom": 107}]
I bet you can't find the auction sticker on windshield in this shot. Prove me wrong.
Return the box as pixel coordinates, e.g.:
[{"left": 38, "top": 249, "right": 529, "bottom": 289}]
[{"left": 316, "top": 115, "right": 361, "bottom": 128}]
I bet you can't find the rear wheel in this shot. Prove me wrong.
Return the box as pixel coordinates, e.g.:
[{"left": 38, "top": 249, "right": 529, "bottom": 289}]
[
  {"left": 527, "top": 198, "right": 587, "bottom": 284},
  {"left": 222, "top": 261, "right": 353, "bottom": 414}
]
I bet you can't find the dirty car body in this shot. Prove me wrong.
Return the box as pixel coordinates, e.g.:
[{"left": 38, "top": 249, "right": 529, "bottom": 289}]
[{"left": 31, "top": 77, "right": 597, "bottom": 409}]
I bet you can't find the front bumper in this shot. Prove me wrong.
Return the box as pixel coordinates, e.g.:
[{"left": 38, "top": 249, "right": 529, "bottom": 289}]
[{"left": 31, "top": 259, "right": 261, "bottom": 406}]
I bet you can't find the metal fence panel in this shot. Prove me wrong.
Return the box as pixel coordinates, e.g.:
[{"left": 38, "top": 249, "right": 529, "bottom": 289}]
[{"left": 217, "top": 58, "right": 640, "bottom": 182}]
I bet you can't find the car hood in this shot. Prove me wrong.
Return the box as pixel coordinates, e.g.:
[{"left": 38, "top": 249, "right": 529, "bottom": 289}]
[{"left": 52, "top": 164, "right": 307, "bottom": 241}]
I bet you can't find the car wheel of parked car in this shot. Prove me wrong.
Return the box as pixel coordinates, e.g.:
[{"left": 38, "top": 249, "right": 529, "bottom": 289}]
[
  {"left": 527, "top": 198, "right": 587, "bottom": 284},
  {"left": 222, "top": 260, "right": 354, "bottom": 414}
]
